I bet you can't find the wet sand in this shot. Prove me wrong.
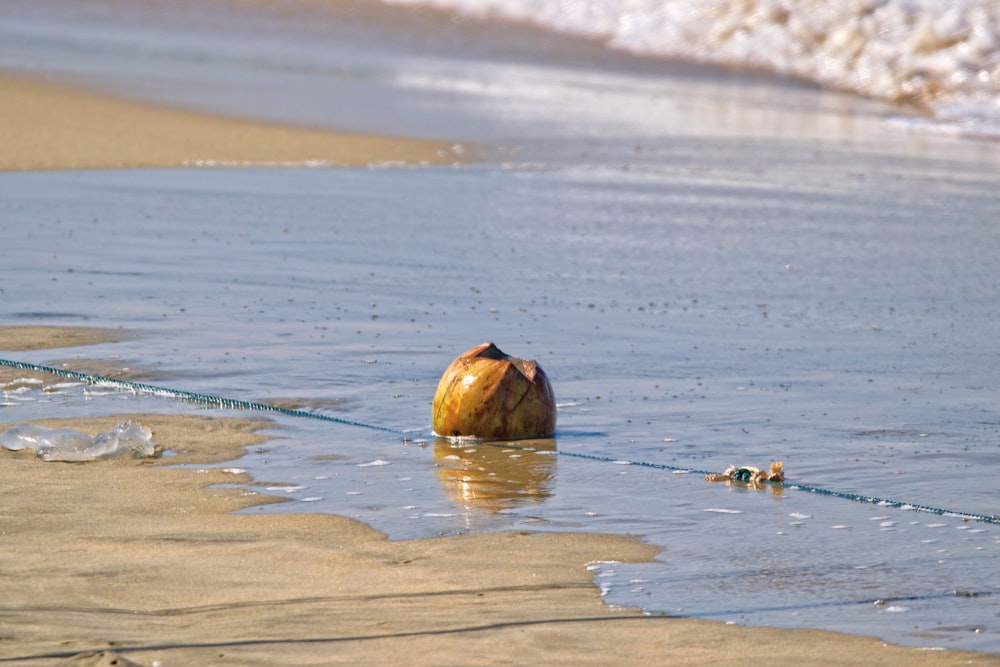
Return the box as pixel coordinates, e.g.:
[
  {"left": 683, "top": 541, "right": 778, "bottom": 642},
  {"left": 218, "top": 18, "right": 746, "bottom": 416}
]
[
  {"left": 3, "top": 330, "right": 998, "bottom": 665},
  {"left": 0, "top": 75, "right": 463, "bottom": 171},
  {"left": 2, "top": 2, "right": 998, "bottom": 661}
]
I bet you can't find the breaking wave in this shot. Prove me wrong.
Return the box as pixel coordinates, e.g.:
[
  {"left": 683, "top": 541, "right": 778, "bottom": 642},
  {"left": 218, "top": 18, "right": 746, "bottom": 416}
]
[{"left": 384, "top": 0, "right": 1000, "bottom": 137}]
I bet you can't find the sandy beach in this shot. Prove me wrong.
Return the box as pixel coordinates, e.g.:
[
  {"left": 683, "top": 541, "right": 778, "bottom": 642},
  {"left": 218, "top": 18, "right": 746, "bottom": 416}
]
[
  {"left": 2, "top": 327, "right": 996, "bottom": 665},
  {"left": 3, "top": 0, "right": 1000, "bottom": 663},
  {"left": 0, "top": 74, "right": 462, "bottom": 171}
]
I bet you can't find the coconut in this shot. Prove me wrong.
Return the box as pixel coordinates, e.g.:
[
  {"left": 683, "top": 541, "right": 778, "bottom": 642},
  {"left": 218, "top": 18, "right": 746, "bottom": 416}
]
[{"left": 431, "top": 342, "right": 556, "bottom": 439}]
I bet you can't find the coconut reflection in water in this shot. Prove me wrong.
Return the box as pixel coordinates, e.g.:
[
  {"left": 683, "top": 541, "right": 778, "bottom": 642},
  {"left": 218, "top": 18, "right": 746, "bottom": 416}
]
[{"left": 433, "top": 437, "right": 556, "bottom": 512}]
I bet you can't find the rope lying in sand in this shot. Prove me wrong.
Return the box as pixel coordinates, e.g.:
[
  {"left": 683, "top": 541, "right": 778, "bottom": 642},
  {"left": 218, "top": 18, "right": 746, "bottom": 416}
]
[
  {"left": 2, "top": 357, "right": 998, "bottom": 526},
  {"left": 514, "top": 446, "right": 1000, "bottom": 525},
  {"left": 0, "top": 358, "right": 398, "bottom": 434}
]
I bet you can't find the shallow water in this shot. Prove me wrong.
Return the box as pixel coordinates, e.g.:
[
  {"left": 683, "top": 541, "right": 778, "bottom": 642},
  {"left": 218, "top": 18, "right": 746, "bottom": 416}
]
[
  {"left": 3, "top": 0, "right": 1000, "bottom": 654},
  {"left": 3, "top": 161, "right": 999, "bottom": 651}
]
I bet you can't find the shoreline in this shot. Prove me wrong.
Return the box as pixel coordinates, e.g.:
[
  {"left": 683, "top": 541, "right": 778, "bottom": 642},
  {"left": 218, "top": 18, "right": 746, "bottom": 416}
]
[
  {"left": 2, "top": 0, "right": 998, "bottom": 650},
  {"left": 1, "top": 328, "right": 998, "bottom": 664},
  {"left": 0, "top": 73, "right": 466, "bottom": 172}
]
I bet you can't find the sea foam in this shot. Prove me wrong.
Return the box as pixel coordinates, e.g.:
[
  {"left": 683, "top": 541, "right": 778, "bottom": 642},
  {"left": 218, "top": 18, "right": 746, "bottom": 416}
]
[{"left": 383, "top": 0, "right": 1000, "bottom": 136}]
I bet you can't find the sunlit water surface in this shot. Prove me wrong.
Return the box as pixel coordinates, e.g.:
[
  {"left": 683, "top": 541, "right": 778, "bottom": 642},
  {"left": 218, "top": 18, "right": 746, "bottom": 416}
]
[
  {"left": 2, "top": 0, "right": 999, "bottom": 653},
  {"left": 2, "top": 162, "right": 998, "bottom": 652}
]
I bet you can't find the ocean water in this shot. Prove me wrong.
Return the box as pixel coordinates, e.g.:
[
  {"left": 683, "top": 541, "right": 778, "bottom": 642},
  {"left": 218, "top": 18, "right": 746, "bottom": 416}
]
[
  {"left": 385, "top": 0, "right": 1000, "bottom": 137},
  {"left": 2, "top": 0, "right": 1000, "bottom": 654}
]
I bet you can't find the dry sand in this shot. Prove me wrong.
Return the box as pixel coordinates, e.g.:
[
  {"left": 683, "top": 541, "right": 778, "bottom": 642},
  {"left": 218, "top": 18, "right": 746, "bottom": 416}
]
[
  {"left": 1, "top": 328, "right": 998, "bottom": 665},
  {"left": 0, "top": 74, "right": 464, "bottom": 171}
]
